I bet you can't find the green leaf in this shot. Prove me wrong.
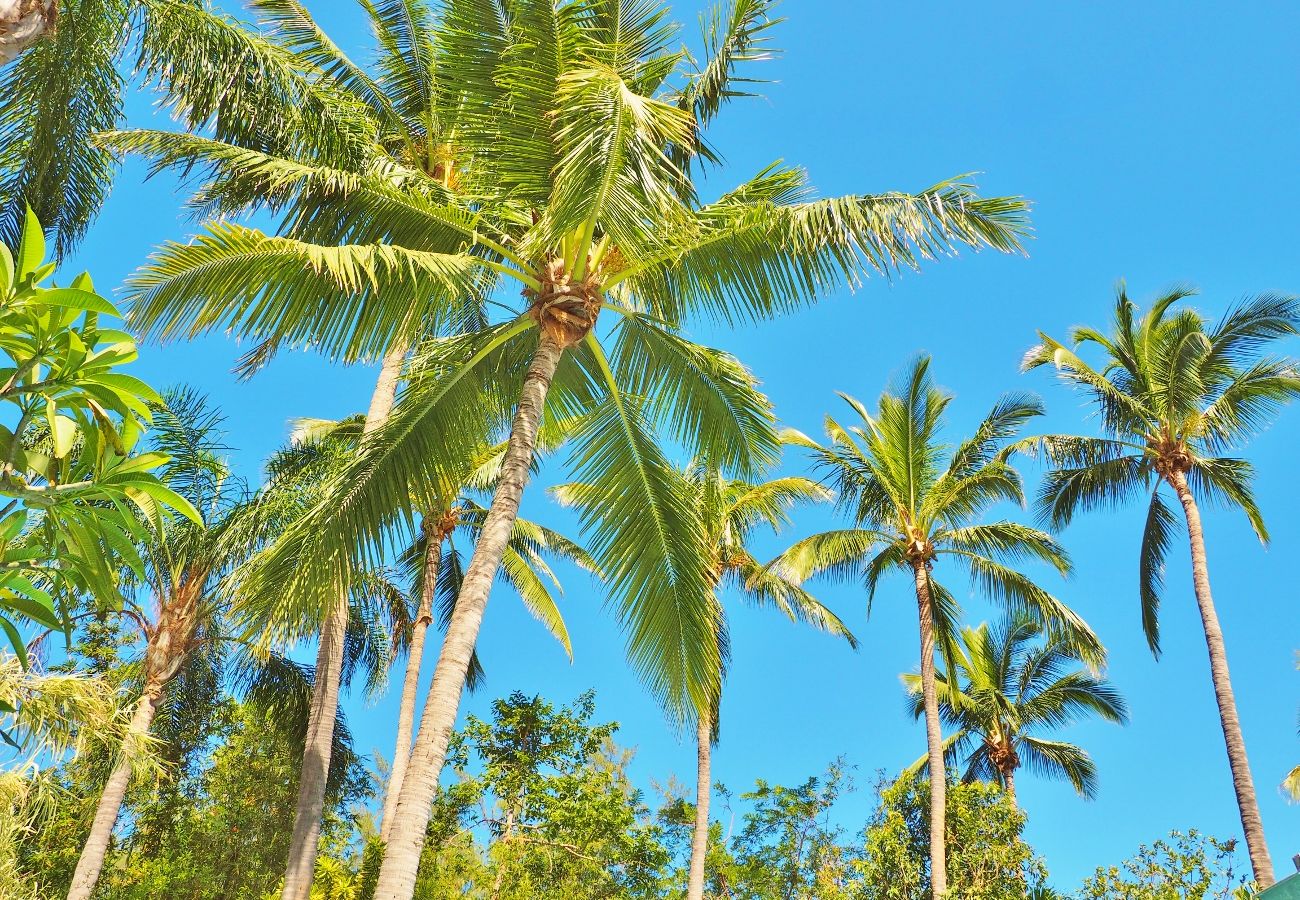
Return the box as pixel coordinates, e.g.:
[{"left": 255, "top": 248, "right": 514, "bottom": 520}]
[
  {"left": 16, "top": 207, "right": 47, "bottom": 279},
  {"left": 0, "top": 616, "right": 28, "bottom": 668},
  {"left": 38, "top": 287, "right": 120, "bottom": 316}
]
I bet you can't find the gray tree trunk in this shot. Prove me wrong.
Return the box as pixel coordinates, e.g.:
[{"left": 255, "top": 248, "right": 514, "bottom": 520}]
[
  {"left": 371, "top": 333, "right": 565, "bottom": 900},
  {"left": 281, "top": 341, "right": 407, "bottom": 900},
  {"left": 65, "top": 691, "right": 159, "bottom": 900},
  {"left": 380, "top": 521, "right": 442, "bottom": 843},
  {"left": 1170, "top": 471, "right": 1274, "bottom": 889},
  {"left": 913, "top": 562, "right": 947, "bottom": 899},
  {"left": 686, "top": 712, "right": 712, "bottom": 900},
  {"left": 0, "top": 0, "right": 56, "bottom": 65}
]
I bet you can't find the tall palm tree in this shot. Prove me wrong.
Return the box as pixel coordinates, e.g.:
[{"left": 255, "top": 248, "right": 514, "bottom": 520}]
[
  {"left": 119, "top": 4, "right": 1029, "bottom": 896},
  {"left": 902, "top": 613, "right": 1127, "bottom": 804},
  {"left": 1022, "top": 287, "right": 1300, "bottom": 888},
  {"left": 776, "top": 357, "right": 1099, "bottom": 900},
  {"left": 106, "top": 2, "right": 493, "bottom": 891},
  {"left": 557, "top": 462, "right": 857, "bottom": 900}
]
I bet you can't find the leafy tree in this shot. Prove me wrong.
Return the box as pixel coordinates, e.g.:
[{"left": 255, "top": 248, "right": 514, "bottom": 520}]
[
  {"left": 902, "top": 614, "right": 1127, "bottom": 803},
  {"left": 777, "top": 356, "right": 1098, "bottom": 898},
  {"left": 0, "top": 208, "right": 196, "bottom": 661},
  {"left": 858, "top": 776, "right": 1048, "bottom": 900},
  {"left": 557, "top": 461, "right": 856, "bottom": 900},
  {"left": 1023, "top": 287, "right": 1300, "bottom": 888},
  {"left": 1075, "top": 830, "right": 1254, "bottom": 900},
  {"left": 408, "top": 691, "right": 670, "bottom": 900},
  {"left": 725, "top": 761, "right": 860, "bottom": 900}
]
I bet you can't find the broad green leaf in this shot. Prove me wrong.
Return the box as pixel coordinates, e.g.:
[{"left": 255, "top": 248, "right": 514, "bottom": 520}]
[{"left": 39, "top": 288, "right": 120, "bottom": 316}]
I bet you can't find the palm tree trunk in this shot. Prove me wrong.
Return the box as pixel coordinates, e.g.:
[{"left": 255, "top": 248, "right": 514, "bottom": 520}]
[
  {"left": 380, "top": 520, "right": 443, "bottom": 843},
  {"left": 0, "top": 0, "right": 55, "bottom": 66},
  {"left": 686, "top": 712, "right": 712, "bottom": 900},
  {"left": 1003, "top": 769, "right": 1016, "bottom": 806},
  {"left": 372, "top": 332, "right": 565, "bottom": 900},
  {"left": 281, "top": 341, "right": 407, "bottom": 900},
  {"left": 65, "top": 690, "right": 159, "bottom": 900},
  {"left": 912, "top": 562, "right": 947, "bottom": 900},
  {"left": 67, "top": 577, "right": 203, "bottom": 900},
  {"left": 1169, "top": 472, "right": 1275, "bottom": 889}
]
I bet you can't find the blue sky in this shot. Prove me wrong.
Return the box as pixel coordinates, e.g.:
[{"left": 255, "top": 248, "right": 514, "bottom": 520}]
[{"left": 60, "top": 0, "right": 1300, "bottom": 889}]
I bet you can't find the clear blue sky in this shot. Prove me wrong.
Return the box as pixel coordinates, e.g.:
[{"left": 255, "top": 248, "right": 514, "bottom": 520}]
[{"left": 62, "top": 0, "right": 1299, "bottom": 888}]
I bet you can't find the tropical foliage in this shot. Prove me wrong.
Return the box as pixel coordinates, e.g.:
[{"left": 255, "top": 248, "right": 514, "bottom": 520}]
[
  {"left": 0, "top": 2, "right": 1295, "bottom": 900},
  {"left": 902, "top": 613, "right": 1128, "bottom": 802}
]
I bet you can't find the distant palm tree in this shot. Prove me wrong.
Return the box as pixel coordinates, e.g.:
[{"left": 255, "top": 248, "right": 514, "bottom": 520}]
[
  {"left": 63, "top": 392, "right": 405, "bottom": 900},
  {"left": 777, "top": 357, "right": 1099, "bottom": 900},
  {"left": 557, "top": 462, "right": 856, "bottom": 900},
  {"left": 902, "top": 613, "right": 1127, "bottom": 804},
  {"left": 1023, "top": 287, "right": 1300, "bottom": 888}
]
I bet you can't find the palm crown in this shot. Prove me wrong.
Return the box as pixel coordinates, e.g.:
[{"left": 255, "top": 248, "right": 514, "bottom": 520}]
[
  {"left": 1022, "top": 287, "right": 1300, "bottom": 653},
  {"left": 903, "top": 614, "right": 1128, "bottom": 800},
  {"left": 778, "top": 356, "right": 1099, "bottom": 661}
]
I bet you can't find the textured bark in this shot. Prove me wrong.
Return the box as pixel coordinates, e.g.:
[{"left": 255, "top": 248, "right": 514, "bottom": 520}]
[
  {"left": 380, "top": 520, "right": 442, "bottom": 843},
  {"left": 65, "top": 691, "right": 158, "bottom": 900},
  {"left": 1003, "top": 769, "right": 1016, "bottom": 806},
  {"left": 913, "top": 562, "right": 947, "bottom": 899},
  {"left": 372, "top": 333, "right": 565, "bottom": 900},
  {"left": 686, "top": 713, "right": 712, "bottom": 900},
  {"left": 0, "top": 0, "right": 56, "bottom": 65},
  {"left": 1170, "top": 471, "right": 1275, "bottom": 889},
  {"left": 281, "top": 341, "right": 408, "bottom": 900},
  {"left": 67, "top": 573, "right": 203, "bottom": 900}
]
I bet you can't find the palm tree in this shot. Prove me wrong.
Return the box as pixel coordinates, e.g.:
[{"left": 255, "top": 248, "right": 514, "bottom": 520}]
[
  {"left": 1022, "top": 287, "right": 1300, "bottom": 888},
  {"left": 62, "top": 392, "right": 407, "bottom": 900},
  {"left": 557, "top": 462, "right": 857, "bottom": 900},
  {"left": 776, "top": 357, "right": 1099, "bottom": 900},
  {"left": 0, "top": 0, "right": 376, "bottom": 256},
  {"left": 118, "top": 3, "right": 1029, "bottom": 895},
  {"left": 902, "top": 613, "right": 1127, "bottom": 804}
]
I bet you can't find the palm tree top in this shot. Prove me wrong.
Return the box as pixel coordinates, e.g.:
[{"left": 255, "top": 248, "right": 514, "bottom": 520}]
[
  {"left": 1022, "top": 285, "right": 1300, "bottom": 653},
  {"left": 903, "top": 613, "right": 1128, "bottom": 800},
  {"left": 778, "top": 356, "right": 1101, "bottom": 663}
]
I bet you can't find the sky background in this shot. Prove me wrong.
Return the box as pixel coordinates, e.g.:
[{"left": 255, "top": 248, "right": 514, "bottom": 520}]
[{"left": 55, "top": 0, "right": 1300, "bottom": 890}]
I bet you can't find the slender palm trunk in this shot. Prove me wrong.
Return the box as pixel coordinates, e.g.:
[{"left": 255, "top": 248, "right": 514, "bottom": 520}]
[
  {"left": 1003, "top": 769, "right": 1016, "bottom": 806},
  {"left": 380, "top": 520, "right": 443, "bottom": 843},
  {"left": 372, "top": 332, "right": 565, "bottom": 900},
  {"left": 912, "top": 562, "right": 947, "bottom": 900},
  {"left": 65, "top": 690, "right": 158, "bottom": 900},
  {"left": 67, "top": 577, "right": 203, "bottom": 900},
  {"left": 1169, "top": 471, "right": 1274, "bottom": 889},
  {"left": 281, "top": 341, "right": 407, "bottom": 900},
  {"left": 687, "top": 712, "right": 712, "bottom": 900}
]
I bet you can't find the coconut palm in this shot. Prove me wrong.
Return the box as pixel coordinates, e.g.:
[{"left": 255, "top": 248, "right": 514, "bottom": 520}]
[
  {"left": 775, "top": 357, "right": 1099, "bottom": 900},
  {"left": 902, "top": 613, "right": 1127, "bottom": 804},
  {"left": 557, "top": 461, "right": 857, "bottom": 900},
  {"left": 0, "top": 0, "right": 378, "bottom": 256},
  {"left": 119, "top": 3, "right": 1028, "bottom": 895},
  {"left": 1022, "top": 287, "right": 1300, "bottom": 888}
]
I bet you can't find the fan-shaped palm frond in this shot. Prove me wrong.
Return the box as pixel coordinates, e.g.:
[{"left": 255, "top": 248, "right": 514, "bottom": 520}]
[{"left": 902, "top": 614, "right": 1126, "bottom": 802}]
